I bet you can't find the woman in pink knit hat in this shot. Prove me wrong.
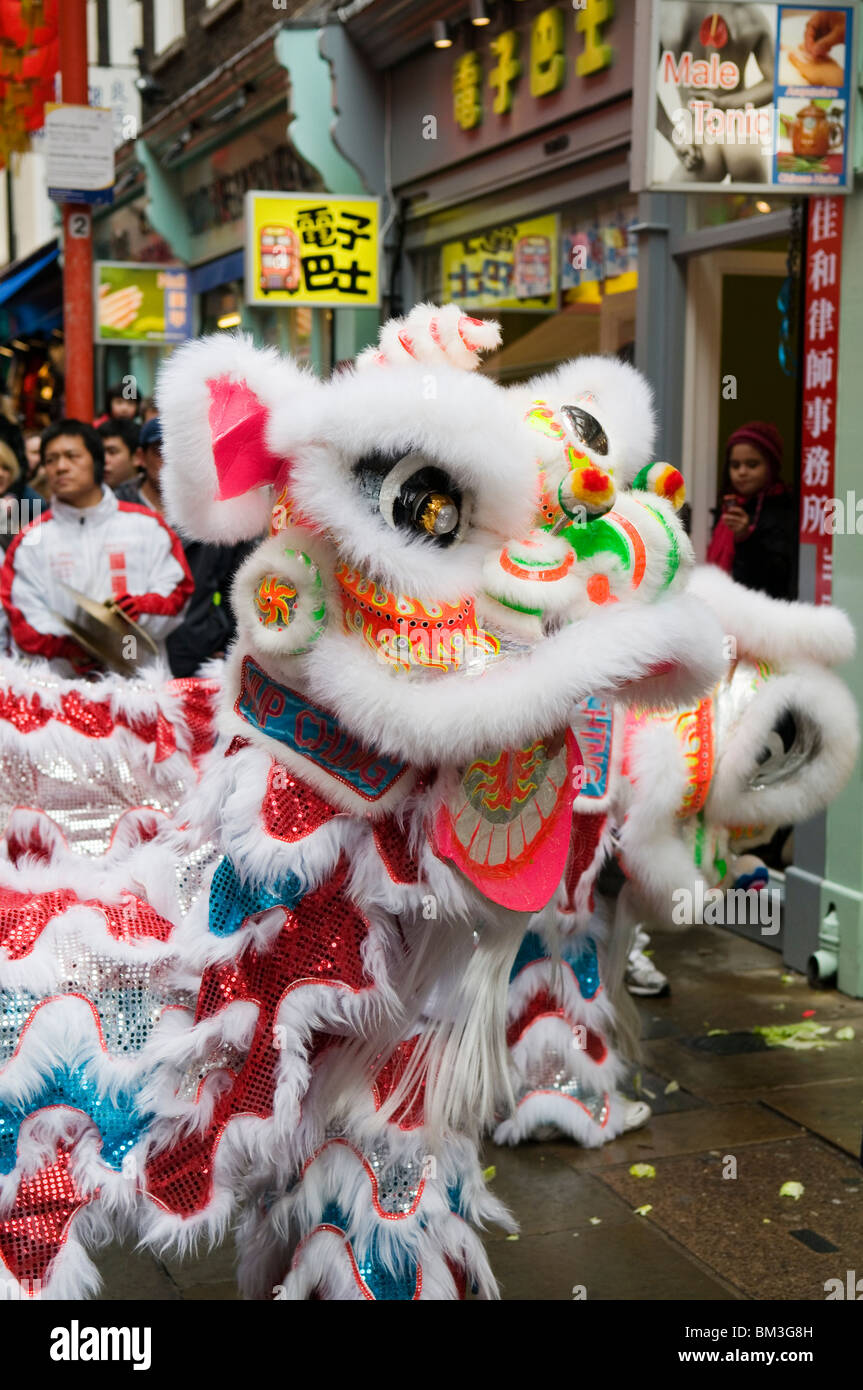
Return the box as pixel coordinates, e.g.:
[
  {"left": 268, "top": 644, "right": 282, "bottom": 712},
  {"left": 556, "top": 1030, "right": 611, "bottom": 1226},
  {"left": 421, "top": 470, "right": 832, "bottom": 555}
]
[{"left": 706, "top": 421, "right": 796, "bottom": 599}]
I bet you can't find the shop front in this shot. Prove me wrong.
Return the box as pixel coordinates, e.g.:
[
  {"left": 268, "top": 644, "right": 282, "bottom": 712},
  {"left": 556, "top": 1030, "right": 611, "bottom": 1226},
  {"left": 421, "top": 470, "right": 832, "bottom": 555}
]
[
  {"left": 382, "top": 0, "right": 635, "bottom": 378},
  {"left": 0, "top": 238, "right": 64, "bottom": 425},
  {"left": 629, "top": 0, "right": 861, "bottom": 990}
]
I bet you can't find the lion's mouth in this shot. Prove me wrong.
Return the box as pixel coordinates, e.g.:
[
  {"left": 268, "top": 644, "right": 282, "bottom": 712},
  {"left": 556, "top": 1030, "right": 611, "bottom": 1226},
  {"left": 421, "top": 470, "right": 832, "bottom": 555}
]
[{"left": 335, "top": 562, "right": 507, "bottom": 675}]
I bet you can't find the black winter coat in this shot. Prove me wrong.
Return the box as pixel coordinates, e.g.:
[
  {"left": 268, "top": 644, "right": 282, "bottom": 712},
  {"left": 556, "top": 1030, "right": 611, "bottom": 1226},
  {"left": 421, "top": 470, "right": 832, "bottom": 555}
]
[
  {"left": 166, "top": 539, "right": 252, "bottom": 678},
  {"left": 711, "top": 491, "right": 797, "bottom": 600}
]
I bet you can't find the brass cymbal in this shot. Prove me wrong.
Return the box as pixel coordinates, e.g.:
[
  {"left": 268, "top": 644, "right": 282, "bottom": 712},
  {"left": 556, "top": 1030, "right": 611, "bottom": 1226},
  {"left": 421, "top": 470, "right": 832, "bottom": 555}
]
[
  {"left": 60, "top": 583, "right": 158, "bottom": 652},
  {"left": 53, "top": 583, "right": 159, "bottom": 675}
]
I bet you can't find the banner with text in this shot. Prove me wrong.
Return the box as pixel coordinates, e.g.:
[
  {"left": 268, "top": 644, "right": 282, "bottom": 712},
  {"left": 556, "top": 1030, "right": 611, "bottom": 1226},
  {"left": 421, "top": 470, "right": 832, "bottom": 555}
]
[{"left": 799, "top": 196, "right": 842, "bottom": 604}]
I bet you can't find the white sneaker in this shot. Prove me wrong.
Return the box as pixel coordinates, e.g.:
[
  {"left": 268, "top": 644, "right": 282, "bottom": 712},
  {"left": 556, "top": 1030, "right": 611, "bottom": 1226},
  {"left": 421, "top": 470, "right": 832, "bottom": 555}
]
[
  {"left": 625, "top": 934, "right": 670, "bottom": 997},
  {"left": 621, "top": 1098, "right": 652, "bottom": 1132}
]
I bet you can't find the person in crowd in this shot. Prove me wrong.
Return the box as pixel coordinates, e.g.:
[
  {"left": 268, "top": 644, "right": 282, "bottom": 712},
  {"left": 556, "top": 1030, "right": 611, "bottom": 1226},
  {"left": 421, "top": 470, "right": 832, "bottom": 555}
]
[
  {"left": 94, "top": 382, "right": 140, "bottom": 428},
  {"left": 0, "top": 438, "right": 43, "bottom": 550},
  {"left": 706, "top": 421, "right": 796, "bottom": 599},
  {"left": 121, "top": 415, "right": 252, "bottom": 676},
  {"left": 114, "top": 416, "right": 161, "bottom": 509},
  {"left": 0, "top": 419, "right": 192, "bottom": 675},
  {"left": 22, "top": 428, "right": 48, "bottom": 496},
  {"left": 140, "top": 396, "right": 159, "bottom": 423},
  {"left": 98, "top": 418, "right": 142, "bottom": 492}
]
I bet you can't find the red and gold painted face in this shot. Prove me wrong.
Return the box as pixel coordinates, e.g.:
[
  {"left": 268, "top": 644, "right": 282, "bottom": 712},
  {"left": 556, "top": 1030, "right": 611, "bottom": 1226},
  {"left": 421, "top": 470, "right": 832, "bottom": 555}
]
[{"left": 335, "top": 562, "right": 500, "bottom": 673}]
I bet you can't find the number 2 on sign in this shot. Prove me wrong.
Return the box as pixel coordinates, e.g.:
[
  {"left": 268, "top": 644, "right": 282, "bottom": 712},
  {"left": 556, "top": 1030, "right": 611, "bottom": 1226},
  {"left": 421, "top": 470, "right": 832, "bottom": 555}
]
[{"left": 68, "top": 212, "right": 91, "bottom": 239}]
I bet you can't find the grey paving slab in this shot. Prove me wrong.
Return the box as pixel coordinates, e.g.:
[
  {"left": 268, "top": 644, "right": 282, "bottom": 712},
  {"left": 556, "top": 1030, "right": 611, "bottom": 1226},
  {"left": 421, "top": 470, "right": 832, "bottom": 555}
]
[
  {"left": 161, "top": 1237, "right": 238, "bottom": 1291},
  {"left": 545, "top": 1102, "right": 806, "bottom": 1172},
  {"left": 485, "top": 1221, "right": 743, "bottom": 1301},
  {"left": 481, "top": 1142, "right": 650, "bottom": 1237},
  {"left": 643, "top": 1032, "right": 863, "bottom": 1104},
  {"left": 95, "top": 1240, "right": 181, "bottom": 1301},
  {"left": 761, "top": 1079, "right": 863, "bottom": 1159}
]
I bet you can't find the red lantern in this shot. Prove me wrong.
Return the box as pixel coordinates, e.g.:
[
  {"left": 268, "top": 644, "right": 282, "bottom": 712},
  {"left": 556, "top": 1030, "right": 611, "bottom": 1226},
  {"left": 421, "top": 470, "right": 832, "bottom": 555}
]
[
  {"left": 22, "top": 35, "right": 57, "bottom": 83},
  {"left": 0, "top": 0, "right": 59, "bottom": 50},
  {"left": 22, "top": 76, "right": 54, "bottom": 130}
]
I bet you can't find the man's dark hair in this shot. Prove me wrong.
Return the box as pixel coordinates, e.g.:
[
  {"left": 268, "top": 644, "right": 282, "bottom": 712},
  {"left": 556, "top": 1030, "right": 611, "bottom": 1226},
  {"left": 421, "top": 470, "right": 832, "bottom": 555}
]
[
  {"left": 98, "top": 417, "right": 140, "bottom": 454},
  {"left": 41, "top": 419, "right": 105, "bottom": 486}
]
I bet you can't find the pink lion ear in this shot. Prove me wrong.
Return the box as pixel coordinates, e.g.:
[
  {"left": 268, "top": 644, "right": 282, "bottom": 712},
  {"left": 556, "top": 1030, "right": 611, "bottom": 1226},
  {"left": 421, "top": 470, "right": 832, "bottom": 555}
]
[
  {"left": 208, "top": 377, "right": 286, "bottom": 500},
  {"left": 158, "top": 333, "right": 319, "bottom": 544}
]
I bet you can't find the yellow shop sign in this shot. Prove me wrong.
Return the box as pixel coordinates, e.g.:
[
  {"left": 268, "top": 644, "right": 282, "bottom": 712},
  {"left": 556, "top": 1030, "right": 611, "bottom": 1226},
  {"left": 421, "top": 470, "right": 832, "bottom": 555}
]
[
  {"left": 441, "top": 215, "right": 559, "bottom": 312},
  {"left": 245, "top": 192, "right": 380, "bottom": 307}
]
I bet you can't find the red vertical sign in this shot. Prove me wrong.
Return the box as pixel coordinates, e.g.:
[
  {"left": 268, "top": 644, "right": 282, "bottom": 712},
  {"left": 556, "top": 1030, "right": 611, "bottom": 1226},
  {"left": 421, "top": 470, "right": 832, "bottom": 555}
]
[{"left": 800, "top": 197, "right": 843, "bottom": 606}]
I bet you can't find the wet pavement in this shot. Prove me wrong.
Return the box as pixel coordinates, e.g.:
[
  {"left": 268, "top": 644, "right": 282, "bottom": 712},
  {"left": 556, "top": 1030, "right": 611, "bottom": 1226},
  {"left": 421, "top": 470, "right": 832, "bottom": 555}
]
[{"left": 95, "top": 921, "right": 863, "bottom": 1301}]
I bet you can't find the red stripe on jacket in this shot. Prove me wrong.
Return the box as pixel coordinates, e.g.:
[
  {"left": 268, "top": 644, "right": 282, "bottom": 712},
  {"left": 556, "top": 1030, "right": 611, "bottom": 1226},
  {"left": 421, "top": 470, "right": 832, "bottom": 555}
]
[
  {"left": 0, "top": 511, "right": 85, "bottom": 663},
  {"left": 116, "top": 501, "right": 194, "bottom": 616}
]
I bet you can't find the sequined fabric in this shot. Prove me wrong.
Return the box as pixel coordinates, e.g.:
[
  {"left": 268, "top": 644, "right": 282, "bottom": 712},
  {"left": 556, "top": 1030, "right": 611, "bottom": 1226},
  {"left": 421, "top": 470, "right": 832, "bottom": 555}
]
[
  {"left": 0, "top": 885, "right": 174, "bottom": 959},
  {"left": 0, "top": 1064, "right": 148, "bottom": 1174},
  {"left": 517, "top": 1052, "right": 610, "bottom": 1126},
  {"left": 145, "top": 856, "right": 374, "bottom": 1218},
  {"left": 0, "top": 666, "right": 217, "bottom": 1297},
  {"left": 509, "top": 930, "right": 601, "bottom": 1001},
  {"left": 262, "top": 761, "right": 340, "bottom": 842},
  {"left": 207, "top": 856, "right": 303, "bottom": 936},
  {"left": 0, "top": 1142, "right": 93, "bottom": 1291},
  {"left": 0, "top": 746, "right": 189, "bottom": 855},
  {"left": 372, "top": 817, "right": 420, "bottom": 885},
  {"left": 506, "top": 990, "right": 607, "bottom": 1063},
  {"left": 314, "top": 1202, "right": 421, "bottom": 1300},
  {"left": 372, "top": 1037, "right": 425, "bottom": 1130},
  {"left": 174, "top": 841, "right": 221, "bottom": 916},
  {"left": 0, "top": 948, "right": 181, "bottom": 1063}
]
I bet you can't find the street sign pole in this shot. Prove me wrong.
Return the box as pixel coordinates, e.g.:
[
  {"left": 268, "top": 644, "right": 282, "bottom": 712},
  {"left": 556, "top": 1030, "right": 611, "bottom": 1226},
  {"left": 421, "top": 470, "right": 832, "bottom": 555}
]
[{"left": 58, "top": 0, "right": 93, "bottom": 421}]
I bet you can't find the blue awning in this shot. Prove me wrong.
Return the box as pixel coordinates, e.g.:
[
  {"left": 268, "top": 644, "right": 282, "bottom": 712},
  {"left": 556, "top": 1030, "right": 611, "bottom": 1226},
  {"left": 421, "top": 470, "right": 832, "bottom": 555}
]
[
  {"left": 0, "top": 244, "right": 60, "bottom": 308},
  {"left": 189, "top": 249, "right": 244, "bottom": 296}
]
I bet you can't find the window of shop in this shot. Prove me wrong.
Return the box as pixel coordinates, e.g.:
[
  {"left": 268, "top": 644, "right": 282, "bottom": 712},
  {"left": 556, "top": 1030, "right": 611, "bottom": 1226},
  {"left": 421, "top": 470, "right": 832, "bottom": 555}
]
[
  {"left": 200, "top": 280, "right": 243, "bottom": 336},
  {"left": 413, "top": 188, "right": 639, "bottom": 383}
]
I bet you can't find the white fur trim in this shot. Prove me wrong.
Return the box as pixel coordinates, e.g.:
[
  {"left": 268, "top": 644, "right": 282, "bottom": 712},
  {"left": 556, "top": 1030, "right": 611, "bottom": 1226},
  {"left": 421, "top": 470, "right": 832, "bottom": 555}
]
[{"left": 690, "top": 565, "right": 856, "bottom": 668}]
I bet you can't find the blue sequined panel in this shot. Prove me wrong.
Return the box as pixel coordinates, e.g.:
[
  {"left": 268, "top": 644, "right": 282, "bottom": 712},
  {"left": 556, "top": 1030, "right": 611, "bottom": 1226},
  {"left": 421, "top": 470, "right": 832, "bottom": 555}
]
[
  {"left": 318, "top": 1201, "right": 419, "bottom": 1301},
  {"left": 563, "top": 936, "right": 601, "bottom": 1000},
  {"left": 509, "top": 931, "right": 547, "bottom": 980},
  {"left": 0, "top": 1065, "right": 149, "bottom": 1174},
  {"left": 509, "top": 931, "right": 601, "bottom": 1000},
  {"left": 208, "top": 855, "right": 303, "bottom": 937}
]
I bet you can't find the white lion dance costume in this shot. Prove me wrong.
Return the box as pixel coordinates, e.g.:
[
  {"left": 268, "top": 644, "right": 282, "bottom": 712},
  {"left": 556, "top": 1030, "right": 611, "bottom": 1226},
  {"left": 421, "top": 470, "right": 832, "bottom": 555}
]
[
  {"left": 499, "top": 568, "right": 859, "bottom": 1150},
  {"left": 0, "top": 303, "right": 851, "bottom": 1300}
]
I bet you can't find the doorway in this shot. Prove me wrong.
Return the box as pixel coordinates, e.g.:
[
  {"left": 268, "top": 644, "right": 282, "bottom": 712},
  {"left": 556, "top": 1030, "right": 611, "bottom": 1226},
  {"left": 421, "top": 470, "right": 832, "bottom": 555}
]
[{"left": 681, "top": 248, "right": 799, "bottom": 564}]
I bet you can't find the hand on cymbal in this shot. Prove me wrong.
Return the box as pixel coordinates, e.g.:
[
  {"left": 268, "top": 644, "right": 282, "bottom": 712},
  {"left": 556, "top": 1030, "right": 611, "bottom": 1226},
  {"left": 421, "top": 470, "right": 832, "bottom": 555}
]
[{"left": 109, "top": 592, "right": 143, "bottom": 622}]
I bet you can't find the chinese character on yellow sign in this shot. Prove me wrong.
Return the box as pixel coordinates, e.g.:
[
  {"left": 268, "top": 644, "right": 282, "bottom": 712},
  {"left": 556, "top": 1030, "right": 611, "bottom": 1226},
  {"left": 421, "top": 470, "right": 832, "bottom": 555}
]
[
  {"left": 453, "top": 1, "right": 614, "bottom": 124},
  {"left": 531, "top": 7, "right": 566, "bottom": 97},
  {"left": 490, "top": 30, "right": 522, "bottom": 115},
  {"left": 577, "top": 0, "right": 615, "bottom": 76},
  {"left": 454, "top": 51, "right": 483, "bottom": 130},
  {"left": 245, "top": 192, "right": 380, "bottom": 307},
  {"left": 441, "top": 215, "right": 559, "bottom": 311}
]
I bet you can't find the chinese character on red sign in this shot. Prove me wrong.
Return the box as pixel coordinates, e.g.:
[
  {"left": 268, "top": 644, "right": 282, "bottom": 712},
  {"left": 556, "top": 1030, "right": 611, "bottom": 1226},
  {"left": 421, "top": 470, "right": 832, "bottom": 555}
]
[{"left": 800, "top": 197, "right": 843, "bottom": 604}]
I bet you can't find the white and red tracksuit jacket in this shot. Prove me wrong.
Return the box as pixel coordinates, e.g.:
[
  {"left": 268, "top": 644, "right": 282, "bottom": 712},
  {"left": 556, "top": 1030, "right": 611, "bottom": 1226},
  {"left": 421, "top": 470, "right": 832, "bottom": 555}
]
[{"left": 0, "top": 488, "right": 194, "bottom": 672}]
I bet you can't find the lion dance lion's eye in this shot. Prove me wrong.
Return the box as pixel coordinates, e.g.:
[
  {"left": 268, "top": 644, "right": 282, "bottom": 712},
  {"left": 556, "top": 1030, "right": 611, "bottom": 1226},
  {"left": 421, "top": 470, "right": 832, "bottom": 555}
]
[
  {"left": 560, "top": 405, "right": 609, "bottom": 456},
  {"left": 354, "top": 450, "right": 463, "bottom": 547}
]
